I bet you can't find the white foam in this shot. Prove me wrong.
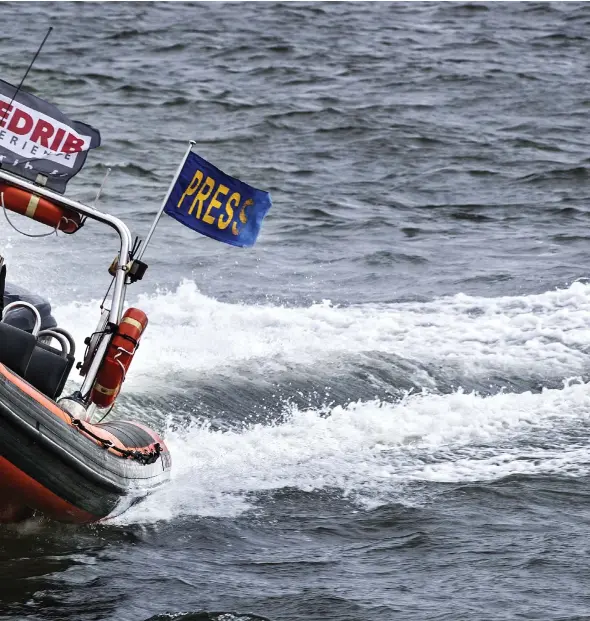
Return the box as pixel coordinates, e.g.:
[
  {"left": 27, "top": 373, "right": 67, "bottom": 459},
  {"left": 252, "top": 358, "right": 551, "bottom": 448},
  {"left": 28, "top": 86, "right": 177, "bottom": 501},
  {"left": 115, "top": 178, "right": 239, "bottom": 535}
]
[
  {"left": 112, "top": 379, "right": 590, "bottom": 524},
  {"left": 52, "top": 278, "right": 590, "bottom": 391},
  {"left": 49, "top": 280, "right": 590, "bottom": 523}
]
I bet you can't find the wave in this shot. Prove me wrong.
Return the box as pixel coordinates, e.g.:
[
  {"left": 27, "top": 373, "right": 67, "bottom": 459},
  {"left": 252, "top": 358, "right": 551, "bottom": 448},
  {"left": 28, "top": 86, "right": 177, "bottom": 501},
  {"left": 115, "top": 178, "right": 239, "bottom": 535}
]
[
  {"left": 112, "top": 378, "right": 590, "bottom": 524},
  {"left": 49, "top": 280, "right": 590, "bottom": 523},
  {"left": 53, "top": 279, "right": 590, "bottom": 396}
]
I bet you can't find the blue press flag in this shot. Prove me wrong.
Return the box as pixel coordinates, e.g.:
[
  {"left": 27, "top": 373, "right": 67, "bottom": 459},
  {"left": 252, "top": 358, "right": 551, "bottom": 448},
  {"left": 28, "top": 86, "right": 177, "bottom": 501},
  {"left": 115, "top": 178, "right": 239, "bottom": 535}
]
[{"left": 163, "top": 151, "right": 272, "bottom": 248}]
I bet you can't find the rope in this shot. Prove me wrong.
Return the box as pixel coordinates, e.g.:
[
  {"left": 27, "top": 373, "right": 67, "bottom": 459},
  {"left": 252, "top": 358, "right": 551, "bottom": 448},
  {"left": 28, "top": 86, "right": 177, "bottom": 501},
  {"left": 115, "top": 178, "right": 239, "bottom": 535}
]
[
  {"left": 94, "top": 403, "right": 115, "bottom": 425},
  {"left": 113, "top": 346, "right": 134, "bottom": 382},
  {"left": 100, "top": 275, "right": 115, "bottom": 311},
  {"left": 1, "top": 191, "right": 59, "bottom": 238},
  {"left": 71, "top": 418, "right": 162, "bottom": 465}
]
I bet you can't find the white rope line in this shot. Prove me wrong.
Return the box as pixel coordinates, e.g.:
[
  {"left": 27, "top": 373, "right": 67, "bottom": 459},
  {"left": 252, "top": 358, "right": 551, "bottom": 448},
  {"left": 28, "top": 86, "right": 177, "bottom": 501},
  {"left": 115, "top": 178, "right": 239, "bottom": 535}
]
[{"left": 1, "top": 191, "right": 59, "bottom": 238}]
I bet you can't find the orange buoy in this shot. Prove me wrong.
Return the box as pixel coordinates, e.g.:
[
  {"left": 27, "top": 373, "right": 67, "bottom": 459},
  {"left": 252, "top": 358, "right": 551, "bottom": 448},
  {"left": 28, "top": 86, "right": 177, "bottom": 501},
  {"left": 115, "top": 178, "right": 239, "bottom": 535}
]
[
  {"left": 90, "top": 308, "right": 148, "bottom": 409},
  {"left": 0, "top": 183, "right": 82, "bottom": 234}
]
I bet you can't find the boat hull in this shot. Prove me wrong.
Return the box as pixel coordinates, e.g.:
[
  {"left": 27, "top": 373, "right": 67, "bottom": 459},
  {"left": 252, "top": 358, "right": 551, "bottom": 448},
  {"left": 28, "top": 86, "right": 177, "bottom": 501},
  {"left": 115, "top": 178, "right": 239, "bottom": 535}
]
[{"left": 0, "top": 363, "right": 171, "bottom": 523}]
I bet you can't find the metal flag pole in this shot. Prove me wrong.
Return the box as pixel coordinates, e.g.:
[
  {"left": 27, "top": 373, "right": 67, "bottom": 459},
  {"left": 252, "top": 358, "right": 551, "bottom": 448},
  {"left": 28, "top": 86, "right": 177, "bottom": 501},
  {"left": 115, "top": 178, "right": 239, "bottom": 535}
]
[{"left": 135, "top": 139, "right": 196, "bottom": 262}]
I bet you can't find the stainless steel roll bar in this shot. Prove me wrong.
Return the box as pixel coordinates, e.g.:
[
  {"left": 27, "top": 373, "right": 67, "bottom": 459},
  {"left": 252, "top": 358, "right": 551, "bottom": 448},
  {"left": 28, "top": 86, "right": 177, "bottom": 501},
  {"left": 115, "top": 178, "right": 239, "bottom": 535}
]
[{"left": 0, "top": 168, "right": 133, "bottom": 401}]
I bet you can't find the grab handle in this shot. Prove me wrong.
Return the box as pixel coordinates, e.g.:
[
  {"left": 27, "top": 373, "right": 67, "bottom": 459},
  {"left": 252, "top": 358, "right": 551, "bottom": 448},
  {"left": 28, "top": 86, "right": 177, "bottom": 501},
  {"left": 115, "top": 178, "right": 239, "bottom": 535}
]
[
  {"left": 2, "top": 301, "right": 41, "bottom": 337},
  {"left": 47, "top": 326, "right": 76, "bottom": 357},
  {"left": 38, "top": 329, "right": 70, "bottom": 358}
]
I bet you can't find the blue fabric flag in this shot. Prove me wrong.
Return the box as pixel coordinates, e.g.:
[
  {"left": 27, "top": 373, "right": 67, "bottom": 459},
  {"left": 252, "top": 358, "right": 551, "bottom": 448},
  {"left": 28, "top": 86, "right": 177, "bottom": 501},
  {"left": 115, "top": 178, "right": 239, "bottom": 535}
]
[{"left": 164, "top": 151, "right": 272, "bottom": 248}]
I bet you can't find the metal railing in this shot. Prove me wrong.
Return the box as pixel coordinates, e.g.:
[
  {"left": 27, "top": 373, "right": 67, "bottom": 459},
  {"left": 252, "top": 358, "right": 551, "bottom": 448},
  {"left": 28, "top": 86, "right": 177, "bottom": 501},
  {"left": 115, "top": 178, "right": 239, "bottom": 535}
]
[{"left": 0, "top": 168, "right": 133, "bottom": 400}]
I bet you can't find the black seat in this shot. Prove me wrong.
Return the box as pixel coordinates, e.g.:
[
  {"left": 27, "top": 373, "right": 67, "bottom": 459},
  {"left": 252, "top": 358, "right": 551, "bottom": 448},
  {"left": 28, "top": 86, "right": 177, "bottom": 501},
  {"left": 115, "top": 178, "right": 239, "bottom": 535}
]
[
  {"left": 0, "top": 322, "right": 36, "bottom": 377},
  {"left": 0, "top": 266, "right": 73, "bottom": 398},
  {"left": 24, "top": 342, "right": 75, "bottom": 400},
  {"left": 0, "top": 327, "right": 74, "bottom": 398}
]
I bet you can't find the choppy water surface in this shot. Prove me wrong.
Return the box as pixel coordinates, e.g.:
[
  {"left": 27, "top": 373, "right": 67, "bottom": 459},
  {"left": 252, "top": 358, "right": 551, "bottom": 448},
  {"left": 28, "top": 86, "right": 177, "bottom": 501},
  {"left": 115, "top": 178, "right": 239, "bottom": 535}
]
[{"left": 2, "top": 2, "right": 590, "bottom": 620}]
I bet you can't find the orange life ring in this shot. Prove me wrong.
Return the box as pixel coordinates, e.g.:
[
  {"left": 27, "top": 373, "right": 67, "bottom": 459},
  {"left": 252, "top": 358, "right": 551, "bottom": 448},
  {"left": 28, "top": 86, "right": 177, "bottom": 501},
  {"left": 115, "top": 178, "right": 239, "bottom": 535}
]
[
  {"left": 0, "top": 182, "right": 82, "bottom": 234},
  {"left": 90, "top": 308, "right": 148, "bottom": 409}
]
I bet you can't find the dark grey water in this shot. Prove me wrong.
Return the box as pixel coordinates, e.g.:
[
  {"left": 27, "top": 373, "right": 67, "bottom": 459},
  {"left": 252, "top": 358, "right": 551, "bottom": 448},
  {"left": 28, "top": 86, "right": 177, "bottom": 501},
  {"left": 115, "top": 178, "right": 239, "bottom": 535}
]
[{"left": 2, "top": 1, "right": 590, "bottom": 620}]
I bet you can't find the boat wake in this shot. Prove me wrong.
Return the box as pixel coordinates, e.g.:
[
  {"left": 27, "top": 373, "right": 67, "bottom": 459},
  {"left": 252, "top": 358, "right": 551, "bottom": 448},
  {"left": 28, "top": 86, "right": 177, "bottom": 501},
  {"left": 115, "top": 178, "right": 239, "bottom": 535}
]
[
  {"left": 54, "top": 278, "right": 590, "bottom": 392},
  {"left": 51, "top": 279, "right": 590, "bottom": 525},
  {"left": 108, "top": 378, "right": 590, "bottom": 525}
]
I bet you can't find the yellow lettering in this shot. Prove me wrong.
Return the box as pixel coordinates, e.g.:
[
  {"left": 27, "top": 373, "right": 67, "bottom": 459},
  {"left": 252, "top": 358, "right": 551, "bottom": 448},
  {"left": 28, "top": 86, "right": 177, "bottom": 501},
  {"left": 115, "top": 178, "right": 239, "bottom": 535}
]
[
  {"left": 190, "top": 176, "right": 216, "bottom": 219},
  {"left": 232, "top": 197, "right": 252, "bottom": 236},
  {"left": 219, "top": 190, "right": 239, "bottom": 230},
  {"left": 203, "top": 184, "right": 229, "bottom": 225},
  {"left": 178, "top": 170, "right": 204, "bottom": 210},
  {"left": 240, "top": 199, "right": 253, "bottom": 223}
]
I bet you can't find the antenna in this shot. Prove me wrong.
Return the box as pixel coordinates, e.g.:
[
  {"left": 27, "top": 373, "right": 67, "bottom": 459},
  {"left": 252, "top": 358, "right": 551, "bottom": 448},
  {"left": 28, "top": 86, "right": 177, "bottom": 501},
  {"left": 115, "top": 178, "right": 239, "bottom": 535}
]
[
  {"left": 0, "top": 26, "right": 53, "bottom": 128},
  {"left": 93, "top": 166, "right": 111, "bottom": 209}
]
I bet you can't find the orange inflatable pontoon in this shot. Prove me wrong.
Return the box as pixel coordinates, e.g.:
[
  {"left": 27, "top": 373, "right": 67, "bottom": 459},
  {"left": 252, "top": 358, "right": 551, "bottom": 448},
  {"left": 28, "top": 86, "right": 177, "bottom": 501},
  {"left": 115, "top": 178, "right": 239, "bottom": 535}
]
[{"left": 0, "top": 172, "right": 171, "bottom": 523}]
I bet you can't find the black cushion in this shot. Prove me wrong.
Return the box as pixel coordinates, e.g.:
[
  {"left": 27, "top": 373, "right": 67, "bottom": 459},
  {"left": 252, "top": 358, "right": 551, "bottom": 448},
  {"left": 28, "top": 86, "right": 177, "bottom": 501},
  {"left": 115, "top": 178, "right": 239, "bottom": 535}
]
[
  {"left": 0, "top": 322, "right": 36, "bottom": 377},
  {"left": 24, "top": 342, "right": 75, "bottom": 400}
]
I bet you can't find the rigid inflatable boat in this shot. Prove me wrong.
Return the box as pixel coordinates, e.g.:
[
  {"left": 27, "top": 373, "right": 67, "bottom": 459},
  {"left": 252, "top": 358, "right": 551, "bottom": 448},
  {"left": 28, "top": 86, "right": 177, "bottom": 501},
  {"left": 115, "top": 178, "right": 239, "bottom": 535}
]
[
  {"left": 0, "top": 63, "right": 271, "bottom": 523},
  {"left": 0, "top": 169, "right": 172, "bottom": 524}
]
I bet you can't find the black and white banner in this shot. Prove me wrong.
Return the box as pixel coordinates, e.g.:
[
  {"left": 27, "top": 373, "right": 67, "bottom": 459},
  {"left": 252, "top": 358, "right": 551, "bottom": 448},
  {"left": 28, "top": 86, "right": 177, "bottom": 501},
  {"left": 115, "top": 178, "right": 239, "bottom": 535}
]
[{"left": 0, "top": 79, "right": 100, "bottom": 193}]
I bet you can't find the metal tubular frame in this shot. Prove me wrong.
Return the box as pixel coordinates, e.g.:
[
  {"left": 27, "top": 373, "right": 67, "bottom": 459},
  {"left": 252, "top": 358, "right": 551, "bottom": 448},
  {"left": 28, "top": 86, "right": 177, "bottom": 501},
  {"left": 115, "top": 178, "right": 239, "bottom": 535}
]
[{"left": 0, "top": 168, "right": 133, "bottom": 400}]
